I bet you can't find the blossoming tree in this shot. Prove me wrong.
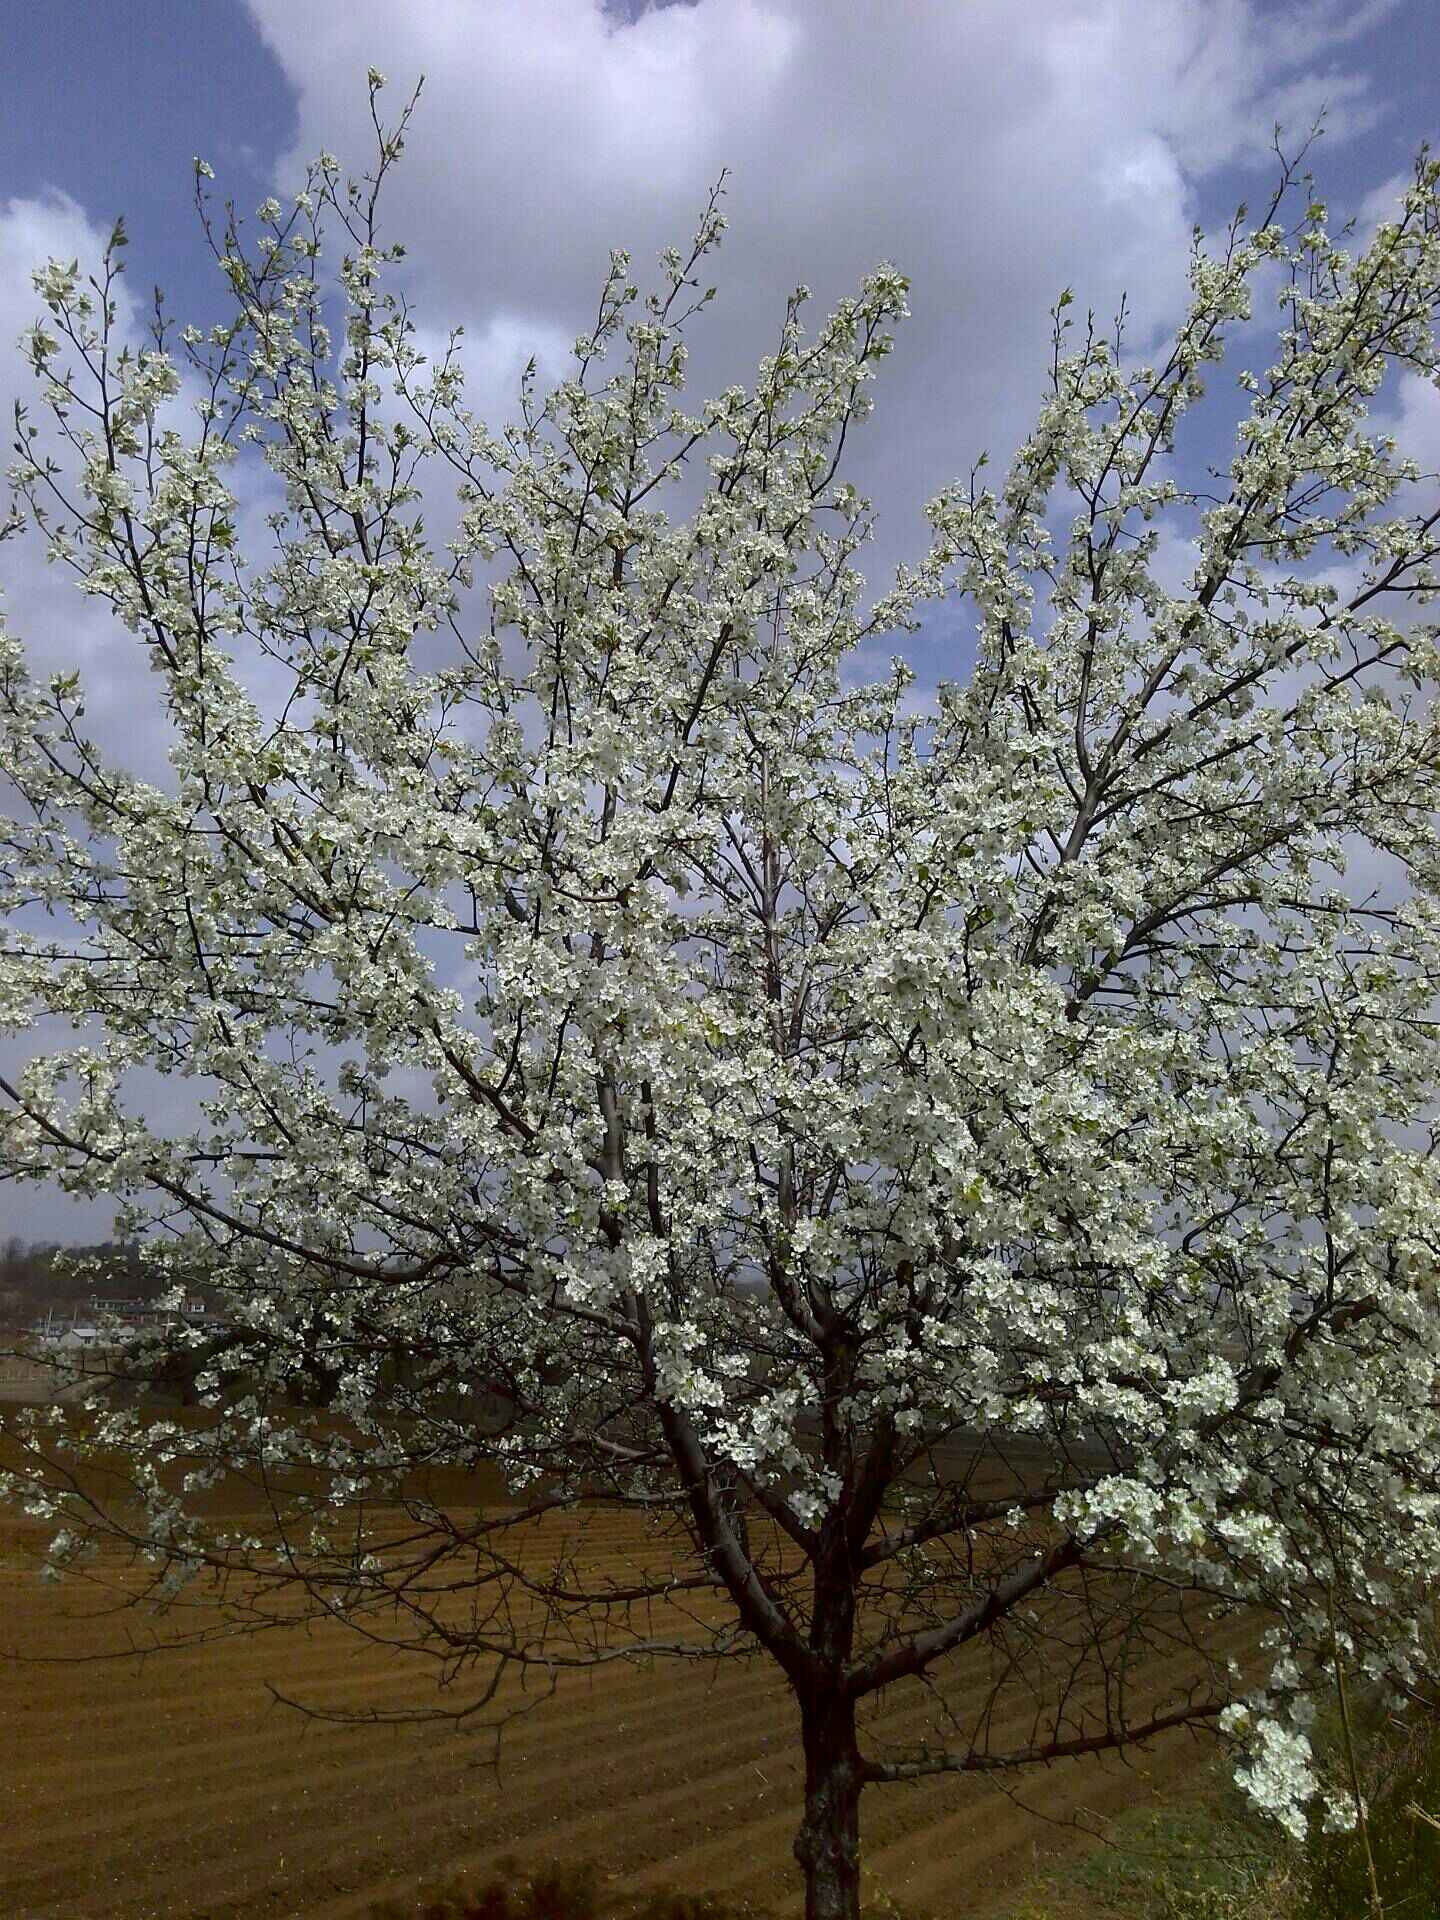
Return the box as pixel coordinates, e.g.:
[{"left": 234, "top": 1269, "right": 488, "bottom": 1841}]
[{"left": 3, "top": 83, "right": 1440, "bottom": 1919}]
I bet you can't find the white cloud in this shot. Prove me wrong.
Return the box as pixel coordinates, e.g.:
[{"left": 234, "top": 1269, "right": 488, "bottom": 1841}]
[
  {"left": 1382, "top": 370, "right": 1440, "bottom": 475},
  {"left": 0, "top": 190, "right": 121, "bottom": 327},
  {"left": 0, "top": 193, "right": 301, "bottom": 1242},
  {"left": 1350, "top": 165, "right": 1418, "bottom": 252},
  {"left": 0, "top": 0, "right": 1424, "bottom": 1240},
  {"left": 242, "top": 0, "right": 1405, "bottom": 620},
  {"left": 0, "top": 191, "right": 178, "bottom": 777}
]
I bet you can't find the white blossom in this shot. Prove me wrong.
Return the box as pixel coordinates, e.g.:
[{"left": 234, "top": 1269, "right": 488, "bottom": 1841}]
[{"left": 0, "top": 114, "right": 1438, "bottom": 1870}]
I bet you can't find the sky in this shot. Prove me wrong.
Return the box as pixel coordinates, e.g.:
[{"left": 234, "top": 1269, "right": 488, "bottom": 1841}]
[{"left": 0, "top": 0, "right": 1436, "bottom": 1244}]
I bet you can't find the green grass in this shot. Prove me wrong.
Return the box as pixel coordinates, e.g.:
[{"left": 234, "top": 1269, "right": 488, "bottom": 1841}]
[
  {"left": 986, "top": 1758, "right": 1292, "bottom": 1919},
  {"left": 1300, "top": 1682, "right": 1440, "bottom": 1920},
  {"left": 998, "top": 1668, "right": 1440, "bottom": 1920}
]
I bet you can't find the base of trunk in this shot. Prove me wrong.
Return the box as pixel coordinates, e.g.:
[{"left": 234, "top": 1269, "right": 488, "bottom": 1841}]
[{"left": 794, "top": 1702, "right": 864, "bottom": 1920}]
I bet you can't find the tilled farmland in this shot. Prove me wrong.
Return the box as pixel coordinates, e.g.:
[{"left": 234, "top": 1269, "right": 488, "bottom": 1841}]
[{"left": 1, "top": 1407, "right": 1265, "bottom": 1918}]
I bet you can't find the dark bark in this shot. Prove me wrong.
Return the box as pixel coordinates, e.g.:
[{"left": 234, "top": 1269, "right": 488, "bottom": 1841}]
[{"left": 793, "top": 1691, "right": 865, "bottom": 1920}]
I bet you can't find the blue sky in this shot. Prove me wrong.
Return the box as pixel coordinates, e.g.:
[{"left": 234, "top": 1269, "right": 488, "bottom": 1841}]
[
  {"left": 2, "top": 0, "right": 1430, "bottom": 351},
  {"left": 0, "top": 0, "right": 1436, "bottom": 1242},
  {"left": 0, "top": 3, "right": 294, "bottom": 311}
]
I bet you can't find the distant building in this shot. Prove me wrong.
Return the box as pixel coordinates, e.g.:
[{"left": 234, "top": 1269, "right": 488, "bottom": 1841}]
[{"left": 30, "top": 1294, "right": 224, "bottom": 1351}]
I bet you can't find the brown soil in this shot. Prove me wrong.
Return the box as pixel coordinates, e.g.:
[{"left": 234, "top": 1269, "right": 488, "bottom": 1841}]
[{"left": 1, "top": 1405, "right": 1260, "bottom": 1919}]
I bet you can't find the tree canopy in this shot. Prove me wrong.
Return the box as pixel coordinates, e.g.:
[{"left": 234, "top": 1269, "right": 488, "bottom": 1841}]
[{"left": 3, "top": 86, "right": 1440, "bottom": 1919}]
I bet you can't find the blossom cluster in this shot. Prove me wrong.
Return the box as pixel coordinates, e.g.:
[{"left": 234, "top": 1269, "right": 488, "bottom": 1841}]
[{"left": 2, "top": 114, "right": 1440, "bottom": 1835}]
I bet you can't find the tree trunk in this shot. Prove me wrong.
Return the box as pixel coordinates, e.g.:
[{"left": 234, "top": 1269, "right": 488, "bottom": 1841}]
[{"left": 793, "top": 1693, "right": 865, "bottom": 1920}]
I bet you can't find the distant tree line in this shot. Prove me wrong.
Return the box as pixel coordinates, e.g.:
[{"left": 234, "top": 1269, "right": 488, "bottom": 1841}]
[{"left": 0, "top": 1236, "right": 163, "bottom": 1331}]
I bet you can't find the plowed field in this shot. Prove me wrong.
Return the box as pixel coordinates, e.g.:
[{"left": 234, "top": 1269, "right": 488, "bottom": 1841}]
[{"left": 1, "top": 1406, "right": 1262, "bottom": 1918}]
